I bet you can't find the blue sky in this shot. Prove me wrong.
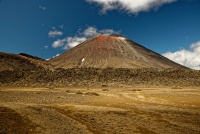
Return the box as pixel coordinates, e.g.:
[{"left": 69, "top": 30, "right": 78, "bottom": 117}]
[{"left": 0, "top": 0, "right": 200, "bottom": 69}]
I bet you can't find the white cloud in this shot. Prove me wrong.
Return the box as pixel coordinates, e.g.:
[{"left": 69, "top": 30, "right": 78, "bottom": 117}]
[
  {"left": 82, "top": 26, "right": 118, "bottom": 37},
  {"left": 163, "top": 41, "right": 200, "bottom": 70},
  {"left": 53, "top": 54, "right": 60, "bottom": 58},
  {"left": 99, "top": 29, "right": 117, "bottom": 35},
  {"left": 86, "top": 0, "right": 176, "bottom": 14},
  {"left": 65, "top": 37, "right": 87, "bottom": 49},
  {"left": 39, "top": 5, "right": 47, "bottom": 11},
  {"left": 83, "top": 27, "right": 98, "bottom": 37},
  {"left": 52, "top": 37, "right": 87, "bottom": 49},
  {"left": 48, "top": 30, "right": 63, "bottom": 38},
  {"left": 44, "top": 45, "right": 48, "bottom": 49},
  {"left": 60, "top": 24, "right": 64, "bottom": 29},
  {"left": 46, "top": 54, "right": 60, "bottom": 61},
  {"left": 51, "top": 27, "right": 56, "bottom": 30},
  {"left": 52, "top": 39, "right": 66, "bottom": 48},
  {"left": 52, "top": 26, "right": 119, "bottom": 49}
]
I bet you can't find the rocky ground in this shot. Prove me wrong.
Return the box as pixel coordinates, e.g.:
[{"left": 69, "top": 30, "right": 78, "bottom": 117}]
[
  {"left": 1, "top": 68, "right": 200, "bottom": 87},
  {"left": 0, "top": 87, "right": 200, "bottom": 134}
]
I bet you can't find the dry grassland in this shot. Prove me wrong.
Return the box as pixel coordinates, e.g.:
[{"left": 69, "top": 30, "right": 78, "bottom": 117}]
[{"left": 0, "top": 87, "right": 200, "bottom": 134}]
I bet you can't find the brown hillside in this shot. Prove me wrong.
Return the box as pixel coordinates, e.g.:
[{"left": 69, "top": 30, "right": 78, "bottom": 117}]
[
  {"left": 0, "top": 52, "right": 51, "bottom": 71},
  {"left": 19, "top": 53, "right": 45, "bottom": 61},
  {"left": 49, "top": 34, "right": 186, "bottom": 69}
]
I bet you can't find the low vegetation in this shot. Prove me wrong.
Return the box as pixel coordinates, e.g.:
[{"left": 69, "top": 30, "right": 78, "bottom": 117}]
[{"left": 0, "top": 67, "right": 200, "bottom": 87}]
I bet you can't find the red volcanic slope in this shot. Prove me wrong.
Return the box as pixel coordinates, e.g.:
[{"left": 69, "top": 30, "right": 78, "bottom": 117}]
[{"left": 49, "top": 34, "right": 186, "bottom": 69}]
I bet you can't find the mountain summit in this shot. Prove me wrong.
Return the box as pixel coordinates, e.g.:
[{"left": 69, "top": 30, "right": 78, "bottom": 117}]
[{"left": 49, "top": 34, "right": 186, "bottom": 69}]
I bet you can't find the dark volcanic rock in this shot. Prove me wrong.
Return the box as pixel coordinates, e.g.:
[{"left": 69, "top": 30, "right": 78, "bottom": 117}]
[{"left": 0, "top": 68, "right": 200, "bottom": 87}]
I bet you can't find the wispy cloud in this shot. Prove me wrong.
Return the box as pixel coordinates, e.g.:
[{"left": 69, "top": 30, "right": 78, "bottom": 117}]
[
  {"left": 60, "top": 24, "right": 64, "bottom": 29},
  {"left": 83, "top": 27, "right": 98, "bottom": 37},
  {"left": 86, "top": 0, "right": 176, "bottom": 14},
  {"left": 48, "top": 30, "right": 63, "bottom": 38},
  {"left": 46, "top": 54, "right": 60, "bottom": 61},
  {"left": 163, "top": 41, "right": 200, "bottom": 70},
  {"left": 39, "top": 5, "right": 47, "bottom": 11},
  {"left": 83, "top": 27, "right": 118, "bottom": 37},
  {"left": 44, "top": 45, "right": 48, "bottom": 49},
  {"left": 52, "top": 26, "right": 119, "bottom": 50}
]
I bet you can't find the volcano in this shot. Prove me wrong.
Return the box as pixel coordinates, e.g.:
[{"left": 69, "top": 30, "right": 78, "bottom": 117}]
[{"left": 49, "top": 34, "right": 186, "bottom": 69}]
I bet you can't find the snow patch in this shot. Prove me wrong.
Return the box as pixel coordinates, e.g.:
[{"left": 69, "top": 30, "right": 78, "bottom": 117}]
[
  {"left": 117, "top": 37, "right": 125, "bottom": 40},
  {"left": 81, "top": 58, "right": 85, "bottom": 62}
]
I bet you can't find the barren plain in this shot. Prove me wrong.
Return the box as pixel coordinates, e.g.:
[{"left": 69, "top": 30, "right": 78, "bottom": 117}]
[{"left": 0, "top": 86, "right": 200, "bottom": 134}]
